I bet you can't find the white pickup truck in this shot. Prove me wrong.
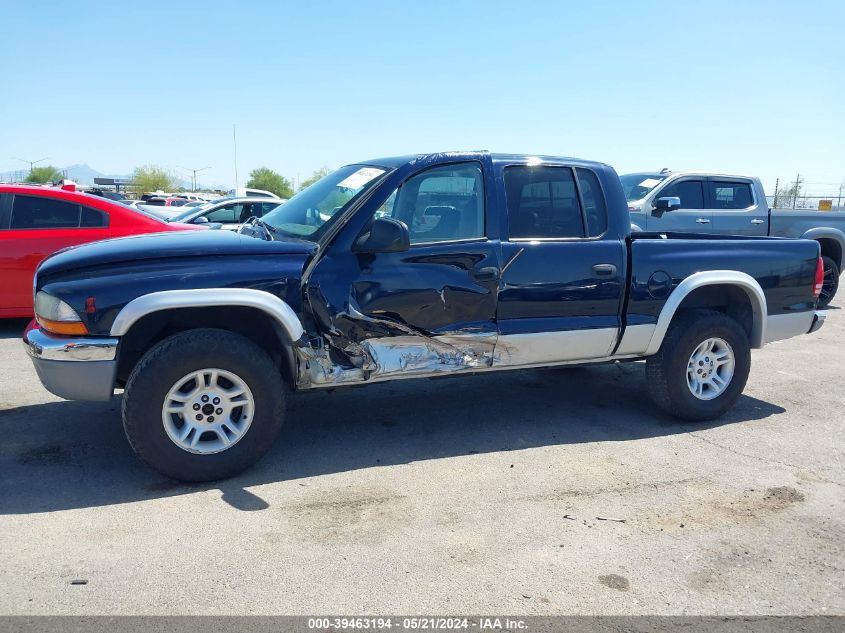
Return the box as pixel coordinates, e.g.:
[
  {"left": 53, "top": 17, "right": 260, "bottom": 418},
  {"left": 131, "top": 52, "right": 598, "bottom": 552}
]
[{"left": 623, "top": 171, "right": 845, "bottom": 307}]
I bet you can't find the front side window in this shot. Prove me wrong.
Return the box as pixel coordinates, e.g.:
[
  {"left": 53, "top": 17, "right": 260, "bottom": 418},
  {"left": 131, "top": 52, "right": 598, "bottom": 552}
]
[
  {"left": 206, "top": 203, "right": 243, "bottom": 223},
  {"left": 505, "top": 166, "right": 584, "bottom": 239},
  {"left": 10, "top": 196, "right": 80, "bottom": 229},
  {"left": 376, "top": 162, "right": 485, "bottom": 244},
  {"left": 710, "top": 181, "right": 753, "bottom": 209},
  {"left": 658, "top": 180, "right": 704, "bottom": 209}
]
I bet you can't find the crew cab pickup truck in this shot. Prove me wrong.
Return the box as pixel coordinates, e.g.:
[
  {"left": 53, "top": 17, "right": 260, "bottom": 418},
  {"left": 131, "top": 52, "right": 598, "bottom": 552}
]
[
  {"left": 622, "top": 171, "right": 845, "bottom": 307},
  {"left": 24, "top": 152, "right": 826, "bottom": 481}
]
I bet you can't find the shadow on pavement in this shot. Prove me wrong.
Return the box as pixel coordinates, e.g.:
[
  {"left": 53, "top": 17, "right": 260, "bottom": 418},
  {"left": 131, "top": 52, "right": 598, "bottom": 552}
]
[{"left": 0, "top": 363, "right": 785, "bottom": 515}]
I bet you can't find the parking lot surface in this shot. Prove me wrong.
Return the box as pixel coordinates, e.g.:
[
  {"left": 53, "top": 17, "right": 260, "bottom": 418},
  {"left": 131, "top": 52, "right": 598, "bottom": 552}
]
[{"left": 0, "top": 309, "right": 842, "bottom": 616}]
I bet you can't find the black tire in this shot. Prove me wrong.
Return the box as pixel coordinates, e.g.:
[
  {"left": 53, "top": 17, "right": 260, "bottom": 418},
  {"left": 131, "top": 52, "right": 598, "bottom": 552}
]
[
  {"left": 122, "top": 328, "right": 285, "bottom": 482},
  {"left": 818, "top": 255, "right": 839, "bottom": 308},
  {"left": 646, "top": 309, "right": 751, "bottom": 421}
]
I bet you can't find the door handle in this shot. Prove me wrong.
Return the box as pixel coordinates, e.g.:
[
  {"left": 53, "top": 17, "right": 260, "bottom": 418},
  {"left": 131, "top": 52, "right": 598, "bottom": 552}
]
[
  {"left": 592, "top": 263, "right": 617, "bottom": 276},
  {"left": 751, "top": 219, "right": 765, "bottom": 224},
  {"left": 472, "top": 266, "right": 500, "bottom": 281},
  {"left": 695, "top": 218, "right": 710, "bottom": 224}
]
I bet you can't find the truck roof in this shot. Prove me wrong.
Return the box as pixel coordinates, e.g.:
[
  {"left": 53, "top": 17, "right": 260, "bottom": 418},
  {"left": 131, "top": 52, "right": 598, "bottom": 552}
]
[
  {"left": 360, "top": 151, "right": 611, "bottom": 171},
  {"left": 632, "top": 170, "right": 761, "bottom": 181}
]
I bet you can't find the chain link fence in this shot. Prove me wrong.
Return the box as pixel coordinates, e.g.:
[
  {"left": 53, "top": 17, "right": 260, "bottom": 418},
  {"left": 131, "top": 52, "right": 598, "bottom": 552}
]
[{"left": 767, "top": 194, "right": 845, "bottom": 211}]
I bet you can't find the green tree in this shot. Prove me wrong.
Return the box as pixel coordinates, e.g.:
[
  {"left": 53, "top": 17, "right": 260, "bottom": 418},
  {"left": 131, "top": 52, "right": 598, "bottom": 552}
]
[
  {"left": 299, "top": 166, "right": 332, "bottom": 191},
  {"left": 133, "top": 165, "right": 179, "bottom": 193},
  {"left": 246, "top": 167, "right": 294, "bottom": 198},
  {"left": 25, "top": 165, "right": 63, "bottom": 184},
  {"left": 774, "top": 176, "right": 804, "bottom": 208}
]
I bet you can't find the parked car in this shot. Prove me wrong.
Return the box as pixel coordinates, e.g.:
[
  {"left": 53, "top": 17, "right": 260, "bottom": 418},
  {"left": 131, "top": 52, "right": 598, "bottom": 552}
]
[
  {"left": 227, "top": 187, "right": 282, "bottom": 199},
  {"left": 143, "top": 196, "right": 189, "bottom": 207},
  {"left": 84, "top": 188, "right": 126, "bottom": 201},
  {"left": 24, "top": 152, "right": 825, "bottom": 481},
  {"left": 166, "top": 197, "right": 284, "bottom": 230},
  {"left": 0, "top": 184, "right": 203, "bottom": 318},
  {"left": 623, "top": 171, "right": 845, "bottom": 306}
]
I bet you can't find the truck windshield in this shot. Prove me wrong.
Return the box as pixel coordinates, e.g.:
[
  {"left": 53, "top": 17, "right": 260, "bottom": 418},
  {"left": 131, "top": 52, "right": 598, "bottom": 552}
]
[
  {"left": 619, "top": 173, "right": 667, "bottom": 202},
  {"left": 260, "top": 164, "right": 387, "bottom": 241}
]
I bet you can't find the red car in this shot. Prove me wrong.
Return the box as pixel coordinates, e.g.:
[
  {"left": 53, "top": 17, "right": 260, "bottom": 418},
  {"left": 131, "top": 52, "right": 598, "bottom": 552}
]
[{"left": 0, "top": 184, "right": 202, "bottom": 318}]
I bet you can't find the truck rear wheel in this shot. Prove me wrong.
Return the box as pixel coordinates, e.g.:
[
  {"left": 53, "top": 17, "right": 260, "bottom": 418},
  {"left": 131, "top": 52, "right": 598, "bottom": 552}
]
[
  {"left": 122, "top": 329, "right": 285, "bottom": 482},
  {"left": 818, "top": 255, "right": 839, "bottom": 308},
  {"left": 646, "top": 310, "right": 751, "bottom": 421}
]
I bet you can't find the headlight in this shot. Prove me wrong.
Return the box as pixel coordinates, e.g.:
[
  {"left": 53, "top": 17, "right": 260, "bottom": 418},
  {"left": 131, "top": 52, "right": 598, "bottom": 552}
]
[{"left": 34, "top": 292, "right": 88, "bottom": 336}]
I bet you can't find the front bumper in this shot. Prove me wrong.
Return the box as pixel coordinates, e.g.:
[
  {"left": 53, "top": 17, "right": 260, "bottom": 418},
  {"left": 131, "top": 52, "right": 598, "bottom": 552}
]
[
  {"left": 23, "top": 324, "right": 119, "bottom": 402},
  {"left": 808, "top": 310, "right": 826, "bottom": 334}
]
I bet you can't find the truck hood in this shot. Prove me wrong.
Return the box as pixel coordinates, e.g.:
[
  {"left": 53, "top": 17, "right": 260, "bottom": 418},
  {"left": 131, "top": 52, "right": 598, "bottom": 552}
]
[{"left": 38, "top": 229, "right": 317, "bottom": 276}]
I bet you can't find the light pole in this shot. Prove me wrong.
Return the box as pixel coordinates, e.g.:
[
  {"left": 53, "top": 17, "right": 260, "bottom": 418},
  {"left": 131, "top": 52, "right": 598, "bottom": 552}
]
[
  {"left": 179, "top": 166, "right": 211, "bottom": 192},
  {"left": 13, "top": 157, "right": 49, "bottom": 176}
]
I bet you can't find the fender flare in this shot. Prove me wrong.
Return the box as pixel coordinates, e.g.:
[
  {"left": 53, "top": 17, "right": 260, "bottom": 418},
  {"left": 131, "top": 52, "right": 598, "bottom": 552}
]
[
  {"left": 800, "top": 227, "right": 845, "bottom": 269},
  {"left": 644, "top": 270, "right": 768, "bottom": 355},
  {"left": 110, "top": 288, "right": 305, "bottom": 340}
]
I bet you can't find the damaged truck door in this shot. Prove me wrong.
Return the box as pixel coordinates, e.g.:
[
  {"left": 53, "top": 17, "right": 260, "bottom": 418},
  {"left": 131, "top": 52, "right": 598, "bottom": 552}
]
[
  {"left": 494, "top": 163, "right": 625, "bottom": 366},
  {"left": 302, "top": 159, "right": 501, "bottom": 384}
]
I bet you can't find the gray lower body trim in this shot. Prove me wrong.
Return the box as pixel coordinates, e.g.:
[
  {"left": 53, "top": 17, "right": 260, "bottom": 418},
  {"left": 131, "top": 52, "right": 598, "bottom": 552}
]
[
  {"left": 29, "top": 357, "right": 117, "bottom": 401},
  {"left": 764, "top": 311, "right": 816, "bottom": 344},
  {"left": 24, "top": 328, "right": 118, "bottom": 401},
  {"left": 493, "top": 328, "right": 618, "bottom": 366},
  {"left": 614, "top": 323, "right": 656, "bottom": 356},
  {"left": 808, "top": 310, "right": 826, "bottom": 334}
]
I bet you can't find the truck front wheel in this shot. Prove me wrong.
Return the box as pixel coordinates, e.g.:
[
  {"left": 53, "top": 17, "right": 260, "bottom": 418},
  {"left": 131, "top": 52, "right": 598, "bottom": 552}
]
[
  {"left": 646, "top": 310, "right": 751, "bottom": 421},
  {"left": 122, "top": 329, "right": 285, "bottom": 481}
]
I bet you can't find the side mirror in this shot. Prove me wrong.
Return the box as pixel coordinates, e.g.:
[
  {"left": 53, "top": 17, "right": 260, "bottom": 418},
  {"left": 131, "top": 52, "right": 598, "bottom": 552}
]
[
  {"left": 354, "top": 217, "right": 410, "bottom": 253},
  {"left": 193, "top": 216, "right": 210, "bottom": 224},
  {"left": 653, "top": 196, "right": 681, "bottom": 217}
]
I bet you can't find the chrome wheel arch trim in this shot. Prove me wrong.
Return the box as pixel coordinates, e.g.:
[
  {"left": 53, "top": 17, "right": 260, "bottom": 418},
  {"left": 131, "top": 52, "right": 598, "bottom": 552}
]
[
  {"left": 644, "top": 270, "right": 767, "bottom": 356},
  {"left": 110, "top": 288, "right": 305, "bottom": 340}
]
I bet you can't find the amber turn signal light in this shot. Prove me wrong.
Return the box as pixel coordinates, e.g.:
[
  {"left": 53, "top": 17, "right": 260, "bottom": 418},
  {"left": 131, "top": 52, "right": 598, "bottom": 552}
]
[{"left": 35, "top": 316, "right": 89, "bottom": 336}]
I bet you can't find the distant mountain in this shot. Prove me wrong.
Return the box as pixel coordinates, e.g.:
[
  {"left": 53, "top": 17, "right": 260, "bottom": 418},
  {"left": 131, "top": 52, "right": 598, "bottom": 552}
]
[
  {"left": 0, "top": 163, "right": 220, "bottom": 190},
  {"left": 61, "top": 164, "right": 128, "bottom": 185}
]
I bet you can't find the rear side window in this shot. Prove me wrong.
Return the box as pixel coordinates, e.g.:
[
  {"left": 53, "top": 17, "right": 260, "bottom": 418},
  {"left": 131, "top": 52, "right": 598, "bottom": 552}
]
[
  {"left": 658, "top": 180, "right": 704, "bottom": 209},
  {"left": 575, "top": 168, "right": 608, "bottom": 236},
  {"left": 10, "top": 196, "right": 80, "bottom": 229},
  {"left": 710, "top": 181, "right": 753, "bottom": 209},
  {"left": 81, "top": 206, "right": 109, "bottom": 228},
  {"left": 505, "top": 166, "right": 584, "bottom": 238}
]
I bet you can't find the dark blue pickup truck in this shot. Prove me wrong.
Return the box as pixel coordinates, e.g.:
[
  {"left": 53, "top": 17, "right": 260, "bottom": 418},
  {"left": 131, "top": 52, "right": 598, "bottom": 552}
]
[{"left": 25, "top": 152, "right": 826, "bottom": 481}]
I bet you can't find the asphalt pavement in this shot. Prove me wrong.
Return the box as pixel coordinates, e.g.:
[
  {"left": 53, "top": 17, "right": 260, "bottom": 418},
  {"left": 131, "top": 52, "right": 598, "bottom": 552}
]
[{"left": 0, "top": 308, "right": 842, "bottom": 615}]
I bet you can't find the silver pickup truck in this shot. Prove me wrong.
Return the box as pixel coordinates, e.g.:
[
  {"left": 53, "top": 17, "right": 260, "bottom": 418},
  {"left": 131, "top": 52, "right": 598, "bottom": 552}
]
[{"left": 623, "top": 171, "right": 845, "bottom": 307}]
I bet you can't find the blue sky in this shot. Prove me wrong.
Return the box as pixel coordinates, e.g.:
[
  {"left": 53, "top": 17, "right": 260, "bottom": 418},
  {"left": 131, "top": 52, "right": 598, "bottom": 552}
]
[{"left": 2, "top": 0, "right": 843, "bottom": 194}]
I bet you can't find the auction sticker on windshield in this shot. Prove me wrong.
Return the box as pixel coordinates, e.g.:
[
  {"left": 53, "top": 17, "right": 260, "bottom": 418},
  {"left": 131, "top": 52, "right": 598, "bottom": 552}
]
[{"left": 337, "top": 167, "right": 386, "bottom": 190}]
